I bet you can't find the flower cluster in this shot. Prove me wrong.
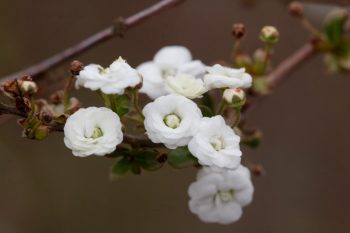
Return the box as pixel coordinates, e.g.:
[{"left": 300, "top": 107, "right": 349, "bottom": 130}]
[{"left": 62, "top": 45, "right": 254, "bottom": 225}]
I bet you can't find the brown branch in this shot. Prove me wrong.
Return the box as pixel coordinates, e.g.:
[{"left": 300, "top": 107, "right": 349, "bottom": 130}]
[
  {"left": 0, "top": 103, "right": 27, "bottom": 117},
  {"left": 123, "top": 135, "right": 161, "bottom": 148},
  {"left": 267, "top": 42, "right": 316, "bottom": 87},
  {"left": 0, "top": 102, "right": 158, "bottom": 147},
  {"left": 0, "top": 0, "right": 185, "bottom": 82}
]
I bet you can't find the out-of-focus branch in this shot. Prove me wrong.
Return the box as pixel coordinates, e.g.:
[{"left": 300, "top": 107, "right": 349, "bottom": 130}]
[
  {"left": 267, "top": 42, "right": 316, "bottom": 87},
  {"left": 0, "top": 102, "right": 158, "bottom": 147},
  {"left": 0, "top": 103, "right": 26, "bottom": 117},
  {"left": 0, "top": 0, "right": 185, "bottom": 82},
  {"left": 243, "top": 17, "right": 350, "bottom": 116}
]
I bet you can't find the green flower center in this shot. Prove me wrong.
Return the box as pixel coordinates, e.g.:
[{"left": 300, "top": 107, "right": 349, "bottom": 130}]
[
  {"left": 210, "top": 137, "right": 225, "bottom": 151},
  {"left": 164, "top": 114, "right": 181, "bottom": 129},
  {"left": 98, "top": 67, "right": 109, "bottom": 74},
  {"left": 218, "top": 190, "right": 234, "bottom": 203},
  {"left": 91, "top": 127, "right": 103, "bottom": 139}
]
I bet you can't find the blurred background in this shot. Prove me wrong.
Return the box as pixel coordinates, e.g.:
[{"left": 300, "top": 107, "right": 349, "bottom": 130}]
[{"left": 0, "top": 0, "right": 350, "bottom": 232}]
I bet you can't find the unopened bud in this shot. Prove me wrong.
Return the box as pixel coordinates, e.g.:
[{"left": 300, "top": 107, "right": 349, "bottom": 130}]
[
  {"left": 223, "top": 88, "right": 246, "bottom": 106},
  {"left": 260, "top": 26, "right": 279, "bottom": 44},
  {"left": 20, "top": 80, "right": 38, "bottom": 95},
  {"left": 235, "top": 53, "right": 252, "bottom": 68},
  {"left": 41, "top": 111, "right": 53, "bottom": 124},
  {"left": 253, "top": 48, "right": 267, "bottom": 63},
  {"left": 50, "top": 91, "right": 64, "bottom": 105},
  {"left": 34, "top": 125, "right": 49, "bottom": 140},
  {"left": 232, "top": 23, "right": 246, "bottom": 39},
  {"left": 251, "top": 164, "right": 265, "bottom": 176},
  {"left": 70, "top": 60, "right": 84, "bottom": 76},
  {"left": 288, "top": 1, "right": 304, "bottom": 17},
  {"left": 15, "top": 97, "right": 31, "bottom": 113}
]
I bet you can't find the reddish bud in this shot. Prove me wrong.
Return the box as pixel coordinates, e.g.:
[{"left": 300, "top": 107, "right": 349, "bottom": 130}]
[
  {"left": 232, "top": 23, "right": 246, "bottom": 39},
  {"left": 70, "top": 60, "right": 84, "bottom": 76},
  {"left": 289, "top": 1, "right": 304, "bottom": 17}
]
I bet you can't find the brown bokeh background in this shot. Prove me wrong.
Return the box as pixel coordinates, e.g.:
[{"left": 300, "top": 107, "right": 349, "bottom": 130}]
[{"left": 0, "top": 0, "right": 350, "bottom": 232}]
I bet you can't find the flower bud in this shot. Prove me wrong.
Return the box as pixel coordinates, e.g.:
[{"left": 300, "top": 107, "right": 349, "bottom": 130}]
[
  {"left": 231, "top": 23, "right": 245, "bottom": 39},
  {"left": 223, "top": 88, "right": 246, "bottom": 107},
  {"left": 253, "top": 48, "right": 267, "bottom": 63},
  {"left": 235, "top": 53, "right": 252, "bottom": 68},
  {"left": 251, "top": 164, "right": 265, "bottom": 176},
  {"left": 70, "top": 60, "right": 84, "bottom": 76},
  {"left": 20, "top": 80, "right": 38, "bottom": 95},
  {"left": 50, "top": 91, "right": 64, "bottom": 105},
  {"left": 259, "top": 26, "right": 279, "bottom": 44},
  {"left": 288, "top": 1, "right": 304, "bottom": 17},
  {"left": 34, "top": 125, "right": 49, "bottom": 140}
]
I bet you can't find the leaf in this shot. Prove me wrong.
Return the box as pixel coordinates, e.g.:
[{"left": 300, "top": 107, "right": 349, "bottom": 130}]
[
  {"left": 111, "top": 157, "right": 132, "bottom": 177},
  {"left": 201, "top": 93, "right": 214, "bottom": 111},
  {"left": 114, "top": 95, "right": 129, "bottom": 117},
  {"left": 131, "top": 163, "right": 142, "bottom": 175},
  {"left": 133, "top": 150, "right": 163, "bottom": 171},
  {"left": 199, "top": 104, "right": 215, "bottom": 117},
  {"left": 105, "top": 147, "right": 129, "bottom": 158},
  {"left": 324, "top": 9, "right": 348, "bottom": 46},
  {"left": 168, "top": 147, "right": 198, "bottom": 169},
  {"left": 241, "top": 130, "right": 262, "bottom": 149}
]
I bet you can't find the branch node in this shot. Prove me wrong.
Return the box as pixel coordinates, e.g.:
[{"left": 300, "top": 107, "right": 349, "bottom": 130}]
[{"left": 114, "top": 17, "right": 127, "bottom": 38}]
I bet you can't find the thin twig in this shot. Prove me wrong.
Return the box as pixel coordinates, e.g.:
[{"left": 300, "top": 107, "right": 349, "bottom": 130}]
[
  {"left": 267, "top": 42, "right": 316, "bottom": 86},
  {"left": 0, "top": 102, "right": 157, "bottom": 147},
  {"left": 0, "top": 103, "right": 26, "bottom": 117},
  {"left": 0, "top": 0, "right": 185, "bottom": 82}
]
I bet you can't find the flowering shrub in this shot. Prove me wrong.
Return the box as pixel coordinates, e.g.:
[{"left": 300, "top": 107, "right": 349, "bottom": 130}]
[{"left": 0, "top": 0, "right": 349, "bottom": 226}]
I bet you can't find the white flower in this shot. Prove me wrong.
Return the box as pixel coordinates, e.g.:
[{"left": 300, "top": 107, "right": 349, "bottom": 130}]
[
  {"left": 64, "top": 107, "right": 123, "bottom": 157},
  {"left": 188, "top": 165, "right": 254, "bottom": 225},
  {"left": 153, "top": 45, "right": 192, "bottom": 71},
  {"left": 204, "top": 64, "right": 252, "bottom": 90},
  {"left": 136, "top": 62, "right": 168, "bottom": 99},
  {"left": 76, "top": 57, "right": 141, "bottom": 95},
  {"left": 188, "top": 116, "right": 242, "bottom": 169},
  {"left": 142, "top": 94, "right": 202, "bottom": 149},
  {"left": 165, "top": 73, "right": 207, "bottom": 99},
  {"left": 137, "top": 46, "right": 206, "bottom": 99}
]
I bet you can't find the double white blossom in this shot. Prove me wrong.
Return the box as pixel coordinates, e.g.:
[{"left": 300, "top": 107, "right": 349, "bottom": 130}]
[
  {"left": 188, "top": 166, "right": 254, "bottom": 225},
  {"left": 188, "top": 116, "right": 242, "bottom": 169},
  {"left": 204, "top": 64, "right": 252, "bottom": 90},
  {"left": 165, "top": 74, "right": 207, "bottom": 99},
  {"left": 64, "top": 107, "right": 123, "bottom": 157},
  {"left": 142, "top": 94, "right": 202, "bottom": 149},
  {"left": 76, "top": 57, "right": 141, "bottom": 95},
  {"left": 137, "top": 46, "right": 206, "bottom": 99}
]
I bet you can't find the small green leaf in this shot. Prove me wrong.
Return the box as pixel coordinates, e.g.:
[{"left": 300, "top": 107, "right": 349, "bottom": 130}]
[
  {"left": 105, "top": 147, "right": 129, "bottom": 158},
  {"left": 131, "top": 163, "right": 142, "bottom": 175},
  {"left": 241, "top": 130, "right": 262, "bottom": 149},
  {"left": 133, "top": 150, "right": 163, "bottom": 171},
  {"left": 324, "top": 9, "right": 348, "bottom": 46},
  {"left": 199, "top": 105, "right": 215, "bottom": 117},
  {"left": 201, "top": 93, "right": 214, "bottom": 111},
  {"left": 114, "top": 95, "right": 129, "bottom": 117},
  {"left": 168, "top": 147, "right": 198, "bottom": 169},
  {"left": 252, "top": 77, "right": 271, "bottom": 95},
  {"left": 111, "top": 157, "right": 132, "bottom": 177}
]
